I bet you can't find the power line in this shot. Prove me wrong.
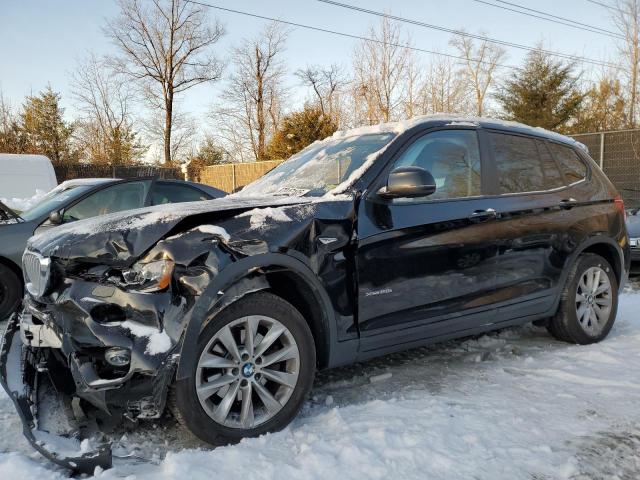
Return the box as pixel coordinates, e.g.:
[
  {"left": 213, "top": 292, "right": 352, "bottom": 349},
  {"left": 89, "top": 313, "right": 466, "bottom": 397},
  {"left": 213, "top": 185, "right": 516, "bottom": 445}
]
[
  {"left": 317, "top": 0, "right": 623, "bottom": 71},
  {"left": 184, "top": 0, "right": 521, "bottom": 71},
  {"left": 471, "top": 0, "right": 622, "bottom": 39},
  {"left": 585, "top": 0, "right": 622, "bottom": 12}
]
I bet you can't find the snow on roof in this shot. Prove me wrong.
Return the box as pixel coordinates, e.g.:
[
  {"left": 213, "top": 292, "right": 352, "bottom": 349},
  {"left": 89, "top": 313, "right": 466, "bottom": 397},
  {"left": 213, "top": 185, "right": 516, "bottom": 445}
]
[
  {"left": 59, "top": 178, "right": 117, "bottom": 188},
  {"left": 329, "top": 114, "right": 586, "bottom": 151}
]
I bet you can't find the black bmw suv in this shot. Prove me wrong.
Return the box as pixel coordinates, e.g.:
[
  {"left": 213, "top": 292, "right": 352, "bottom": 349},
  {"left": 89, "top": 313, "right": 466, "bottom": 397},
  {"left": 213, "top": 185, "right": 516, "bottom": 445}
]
[{"left": 0, "top": 115, "right": 629, "bottom": 472}]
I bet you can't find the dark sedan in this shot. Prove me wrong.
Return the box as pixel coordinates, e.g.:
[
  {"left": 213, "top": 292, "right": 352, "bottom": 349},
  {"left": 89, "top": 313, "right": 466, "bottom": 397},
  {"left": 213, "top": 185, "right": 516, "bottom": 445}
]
[{"left": 0, "top": 177, "right": 225, "bottom": 319}]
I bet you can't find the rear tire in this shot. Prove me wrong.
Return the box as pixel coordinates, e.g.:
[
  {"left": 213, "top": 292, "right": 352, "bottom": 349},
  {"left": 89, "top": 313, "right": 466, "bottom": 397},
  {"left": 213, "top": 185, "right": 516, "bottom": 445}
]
[
  {"left": 547, "top": 253, "right": 618, "bottom": 344},
  {"left": 0, "top": 264, "right": 21, "bottom": 320},
  {"left": 172, "top": 291, "right": 316, "bottom": 446}
]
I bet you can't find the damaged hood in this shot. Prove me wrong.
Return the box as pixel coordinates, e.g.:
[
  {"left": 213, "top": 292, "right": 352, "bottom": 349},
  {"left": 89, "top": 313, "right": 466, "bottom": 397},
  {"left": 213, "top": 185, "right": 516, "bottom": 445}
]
[{"left": 28, "top": 195, "right": 314, "bottom": 265}]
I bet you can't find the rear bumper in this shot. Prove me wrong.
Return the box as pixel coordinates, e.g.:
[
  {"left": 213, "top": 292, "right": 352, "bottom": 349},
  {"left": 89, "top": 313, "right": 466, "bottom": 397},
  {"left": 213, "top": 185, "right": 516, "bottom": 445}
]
[{"left": 0, "top": 313, "right": 112, "bottom": 474}]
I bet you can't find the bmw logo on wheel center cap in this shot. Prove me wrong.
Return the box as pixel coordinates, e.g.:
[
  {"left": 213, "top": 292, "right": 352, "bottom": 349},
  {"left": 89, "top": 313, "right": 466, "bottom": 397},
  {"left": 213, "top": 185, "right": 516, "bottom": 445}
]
[{"left": 242, "top": 363, "right": 255, "bottom": 378}]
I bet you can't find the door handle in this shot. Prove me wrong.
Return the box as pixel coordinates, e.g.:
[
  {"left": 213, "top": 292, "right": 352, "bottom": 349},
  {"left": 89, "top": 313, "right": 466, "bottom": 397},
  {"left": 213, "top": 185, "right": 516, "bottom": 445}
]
[
  {"left": 559, "top": 198, "right": 578, "bottom": 209},
  {"left": 468, "top": 208, "right": 497, "bottom": 222}
]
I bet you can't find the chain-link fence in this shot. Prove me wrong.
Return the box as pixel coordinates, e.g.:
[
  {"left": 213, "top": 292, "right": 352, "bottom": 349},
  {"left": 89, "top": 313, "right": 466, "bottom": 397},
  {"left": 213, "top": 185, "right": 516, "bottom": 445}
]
[
  {"left": 571, "top": 130, "right": 640, "bottom": 208},
  {"left": 53, "top": 164, "right": 182, "bottom": 183}
]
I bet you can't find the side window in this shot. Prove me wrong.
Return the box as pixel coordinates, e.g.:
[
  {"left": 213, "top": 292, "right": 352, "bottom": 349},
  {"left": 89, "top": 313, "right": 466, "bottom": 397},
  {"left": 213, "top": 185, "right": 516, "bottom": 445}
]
[
  {"left": 490, "top": 133, "right": 545, "bottom": 194},
  {"left": 536, "top": 140, "right": 565, "bottom": 190},
  {"left": 548, "top": 143, "right": 587, "bottom": 184},
  {"left": 151, "top": 182, "right": 209, "bottom": 205},
  {"left": 63, "top": 181, "right": 150, "bottom": 222},
  {"left": 390, "top": 129, "right": 481, "bottom": 201}
]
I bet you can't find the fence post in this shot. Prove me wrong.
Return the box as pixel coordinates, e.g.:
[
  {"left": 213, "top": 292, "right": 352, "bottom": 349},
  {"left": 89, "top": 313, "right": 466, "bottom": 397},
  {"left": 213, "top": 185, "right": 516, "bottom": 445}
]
[
  {"left": 232, "top": 164, "right": 237, "bottom": 192},
  {"left": 599, "top": 132, "right": 605, "bottom": 169}
]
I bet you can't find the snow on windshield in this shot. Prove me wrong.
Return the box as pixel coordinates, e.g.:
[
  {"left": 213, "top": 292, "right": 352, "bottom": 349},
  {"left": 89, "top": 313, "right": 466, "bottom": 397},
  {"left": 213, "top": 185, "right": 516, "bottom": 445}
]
[
  {"left": 237, "top": 133, "right": 396, "bottom": 198},
  {"left": 0, "top": 189, "right": 48, "bottom": 213}
]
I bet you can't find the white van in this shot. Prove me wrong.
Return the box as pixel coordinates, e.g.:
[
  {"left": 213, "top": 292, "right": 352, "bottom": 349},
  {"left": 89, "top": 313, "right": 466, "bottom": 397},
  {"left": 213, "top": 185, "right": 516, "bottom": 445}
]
[{"left": 0, "top": 154, "right": 58, "bottom": 208}]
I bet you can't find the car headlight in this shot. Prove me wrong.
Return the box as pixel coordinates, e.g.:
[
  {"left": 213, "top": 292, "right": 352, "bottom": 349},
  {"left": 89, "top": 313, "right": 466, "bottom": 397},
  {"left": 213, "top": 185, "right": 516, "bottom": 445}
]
[{"left": 120, "top": 258, "right": 175, "bottom": 292}]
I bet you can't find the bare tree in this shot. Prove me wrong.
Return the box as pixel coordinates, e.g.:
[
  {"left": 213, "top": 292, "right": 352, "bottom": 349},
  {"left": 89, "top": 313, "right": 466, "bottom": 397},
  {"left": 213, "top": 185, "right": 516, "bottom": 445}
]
[
  {"left": 146, "top": 104, "right": 197, "bottom": 163},
  {"left": 402, "top": 60, "right": 426, "bottom": 119},
  {"left": 424, "top": 55, "right": 470, "bottom": 114},
  {"left": 105, "top": 0, "right": 224, "bottom": 165},
  {"left": 450, "top": 32, "right": 506, "bottom": 116},
  {"left": 72, "top": 54, "right": 145, "bottom": 164},
  {"left": 213, "top": 22, "right": 288, "bottom": 161},
  {"left": 296, "top": 64, "right": 345, "bottom": 120},
  {"left": 352, "top": 16, "right": 413, "bottom": 124},
  {"left": 0, "top": 91, "right": 22, "bottom": 153},
  {"left": 611, "top": 0, "right": 640, "bottom": 126}
]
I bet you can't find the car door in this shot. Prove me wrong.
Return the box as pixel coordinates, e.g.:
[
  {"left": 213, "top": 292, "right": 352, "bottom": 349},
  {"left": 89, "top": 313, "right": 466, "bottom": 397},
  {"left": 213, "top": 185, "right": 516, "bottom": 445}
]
[
  {"left": 149, "top": 181, "right": 212, "bottom": 205},
  {"left": 480, "top": 131, "right": 577, "bottom": 321},
  {"left": 356, "top": 127, "right": 502, "bottom": 352}
]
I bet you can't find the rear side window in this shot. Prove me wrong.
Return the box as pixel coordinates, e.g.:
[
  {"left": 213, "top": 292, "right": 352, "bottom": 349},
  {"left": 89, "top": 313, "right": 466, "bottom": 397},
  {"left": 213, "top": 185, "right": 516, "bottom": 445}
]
[
  {"left": 536, "top": 140, "right": 565, "bottom": 189},
  {"left": 489, "top": 133, "right": 545, "bottom": 193},
  {"left": 548, "top": 143, "right": 587, "bottom": 184}
]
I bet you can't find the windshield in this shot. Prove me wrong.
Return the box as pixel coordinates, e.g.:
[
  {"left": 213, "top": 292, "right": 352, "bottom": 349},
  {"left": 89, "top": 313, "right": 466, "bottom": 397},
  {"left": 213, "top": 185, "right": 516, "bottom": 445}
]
[
  {"left": 237, "top": 133, "right": 396, "bottom": 197},
  {"left": 20, "top": 184, "right": 96, "bottom": 222}
]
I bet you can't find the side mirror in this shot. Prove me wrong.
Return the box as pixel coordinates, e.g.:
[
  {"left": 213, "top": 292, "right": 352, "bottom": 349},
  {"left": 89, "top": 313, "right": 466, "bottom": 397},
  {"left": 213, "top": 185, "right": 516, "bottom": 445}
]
[
  {"left": 48, "top": 210, "right": 63, "bottom": 225},
  {"left": 378, "top": 166, "right": 437, "bottom": 199}
]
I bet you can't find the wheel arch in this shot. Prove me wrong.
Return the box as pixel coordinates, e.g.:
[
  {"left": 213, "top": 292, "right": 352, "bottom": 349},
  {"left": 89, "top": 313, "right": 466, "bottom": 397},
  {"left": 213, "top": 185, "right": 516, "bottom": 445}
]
[
  {"left": 575, "top": 238, "right": 624, "bottom": 287},
  {"left": 175, "top": 253, "right": 337, "bottom": 380},
  {"left": 0, "top": 256, "right": 23, "bottom": 287},
  {"left": 552, "top": 236, "right": 625, "bottom": 316}
]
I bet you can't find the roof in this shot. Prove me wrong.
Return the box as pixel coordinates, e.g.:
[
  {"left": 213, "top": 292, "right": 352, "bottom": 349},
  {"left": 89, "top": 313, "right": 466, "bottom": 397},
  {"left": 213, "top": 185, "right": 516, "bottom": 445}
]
[
  {"left": 59, "top": 178, "right": 118, "bottom": 188},
  {"left": 330, "top": 114, "right": 587, "bottom": 151}
]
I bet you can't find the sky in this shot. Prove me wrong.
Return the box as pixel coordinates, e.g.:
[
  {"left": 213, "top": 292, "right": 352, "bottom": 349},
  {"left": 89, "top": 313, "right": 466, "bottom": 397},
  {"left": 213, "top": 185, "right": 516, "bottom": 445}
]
[{"left": 0, "top": 0, "right": 622, "bottom": 141}]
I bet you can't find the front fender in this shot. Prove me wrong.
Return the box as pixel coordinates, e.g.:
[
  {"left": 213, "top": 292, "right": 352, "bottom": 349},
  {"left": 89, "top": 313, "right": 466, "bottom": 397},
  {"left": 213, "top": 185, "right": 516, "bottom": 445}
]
[{"left": 175, "top": 253, "right": 339, "bottom": 380}]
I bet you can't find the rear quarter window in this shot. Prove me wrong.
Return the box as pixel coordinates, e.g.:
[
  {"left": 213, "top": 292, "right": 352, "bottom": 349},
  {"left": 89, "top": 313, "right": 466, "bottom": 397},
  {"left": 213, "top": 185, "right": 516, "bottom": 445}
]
[{"left": 548, "top": 143, "right": 587, "bottom": 184}]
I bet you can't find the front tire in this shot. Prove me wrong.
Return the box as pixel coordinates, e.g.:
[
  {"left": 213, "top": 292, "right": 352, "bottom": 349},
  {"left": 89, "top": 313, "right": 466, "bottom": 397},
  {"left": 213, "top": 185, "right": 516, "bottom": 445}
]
[
  {"left": 0, "top": 264, "right": 21, "bottom": 320},
  {"left": 172, "top": 291, "right": 316, "bottom": 445},
  {"left": 547, "top": 253, "right": 618, "bottom": 344}
]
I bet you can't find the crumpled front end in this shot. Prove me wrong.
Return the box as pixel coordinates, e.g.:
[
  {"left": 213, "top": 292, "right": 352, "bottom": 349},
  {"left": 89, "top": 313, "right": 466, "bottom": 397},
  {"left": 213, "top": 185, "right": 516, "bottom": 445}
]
[
  {"left": 0, "top": 226, "right": 237, "bottom": 473},
  {"left": 0, "top": 314, "right": 112, "bottom": 474}
]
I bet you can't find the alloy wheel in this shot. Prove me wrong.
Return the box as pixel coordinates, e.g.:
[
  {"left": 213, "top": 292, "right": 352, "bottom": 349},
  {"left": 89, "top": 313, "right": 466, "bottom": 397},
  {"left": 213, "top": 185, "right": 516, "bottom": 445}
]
[
  {"left": 195, "top": 315, "right": 300, "bottom": 429},
  {"left": 575, "top": 266, "right": 612, "bottom": 336}
]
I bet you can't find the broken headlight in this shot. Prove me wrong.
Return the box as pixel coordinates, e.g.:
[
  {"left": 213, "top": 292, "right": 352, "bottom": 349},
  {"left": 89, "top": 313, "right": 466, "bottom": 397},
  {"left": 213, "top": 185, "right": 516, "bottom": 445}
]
[{"left": 119, "top": 258, "right": 175, "bottom": 292}]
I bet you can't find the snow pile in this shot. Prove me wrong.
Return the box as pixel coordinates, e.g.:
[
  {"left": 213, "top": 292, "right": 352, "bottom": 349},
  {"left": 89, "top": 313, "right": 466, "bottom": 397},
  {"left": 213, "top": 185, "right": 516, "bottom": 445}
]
[
  {"left": 194, "top": 225, "right": 231, "bottom": 242},
  {"left": 0, "top": 189, "right": 47, "bottom": 212},
  {"left": 121, "top": 321, "right": 172, "bottom": 355},
  {"left": 238, "top": 207, "right": 292, "bottom": 230},
  {"left": 2, "top": 290, "right": 640, "bottom": 478}
]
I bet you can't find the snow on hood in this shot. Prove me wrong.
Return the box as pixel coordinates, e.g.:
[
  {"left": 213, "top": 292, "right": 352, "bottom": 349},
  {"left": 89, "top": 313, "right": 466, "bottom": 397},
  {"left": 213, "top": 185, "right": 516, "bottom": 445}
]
[{"left": 27, "top": 195, "right": 316, "bottom": 264}]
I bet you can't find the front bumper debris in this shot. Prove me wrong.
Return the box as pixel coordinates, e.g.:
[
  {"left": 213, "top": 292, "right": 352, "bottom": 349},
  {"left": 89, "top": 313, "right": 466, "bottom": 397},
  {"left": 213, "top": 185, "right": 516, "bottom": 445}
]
[{"left": 0, "top": 313, "right": 112, "bottom": 474}]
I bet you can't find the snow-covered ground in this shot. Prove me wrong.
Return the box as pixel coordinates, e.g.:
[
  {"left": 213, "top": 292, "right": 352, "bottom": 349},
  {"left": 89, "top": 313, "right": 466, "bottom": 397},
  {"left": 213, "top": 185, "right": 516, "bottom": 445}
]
[{"left": 2, "top": 286, "right": 640, "bottom": 479}]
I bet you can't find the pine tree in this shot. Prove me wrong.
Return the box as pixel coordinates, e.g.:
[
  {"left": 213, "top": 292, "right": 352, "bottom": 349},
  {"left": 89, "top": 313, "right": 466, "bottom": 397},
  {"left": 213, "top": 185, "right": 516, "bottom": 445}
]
[
  {"left": 187, "top": 136, "right": 225, "bottom": 181},
  {"left": 496, "top": 50, "right": 584, "bottom": 132},
  {"left": 266, "top": 105, "right": 337, "bottom": 160},
  {"left": 20, "top": 87, "right": 77, "bottom": 162}
]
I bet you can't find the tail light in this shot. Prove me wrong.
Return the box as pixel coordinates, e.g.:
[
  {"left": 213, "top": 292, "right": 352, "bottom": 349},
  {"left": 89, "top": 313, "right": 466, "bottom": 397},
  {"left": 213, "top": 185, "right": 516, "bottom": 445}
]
[{"left": 614, "top": 195, "right": 626, "bottom": 219}]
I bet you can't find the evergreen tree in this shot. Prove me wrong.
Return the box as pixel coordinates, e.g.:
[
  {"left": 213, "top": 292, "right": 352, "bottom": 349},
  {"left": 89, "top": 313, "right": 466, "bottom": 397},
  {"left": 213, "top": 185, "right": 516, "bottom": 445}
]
[
  {"left": 496, "top": 50, "right": 584, "bottom": 132},
  {"left": 187, "top": 136, "right": 226, "bottom": 181},
  {"left": 267, "top": 105, "right": 337, "bottom": 160},
  {"left": 20, "top": 87, "right": 77, "bottom": 162}
]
